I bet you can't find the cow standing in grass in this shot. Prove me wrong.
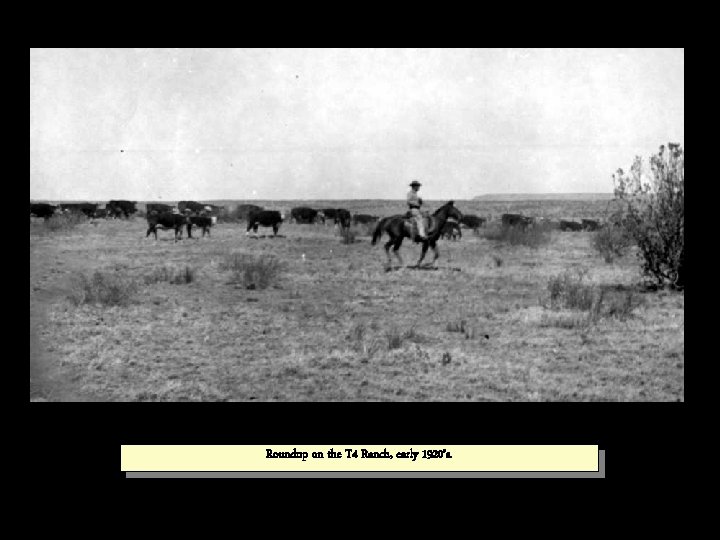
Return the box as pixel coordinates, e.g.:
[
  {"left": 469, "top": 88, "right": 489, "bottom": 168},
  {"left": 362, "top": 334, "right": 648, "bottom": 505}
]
[
  {"left": 146, "top": 211, "right": 189, "bottom": 242},
  {"left": 460, "top": 214, "right": 486, "bottom": 230},
  {"left": 247, "top": 210, "right": 283, "bottom": 236},
  {"left": 187, "top": 215, "right": 216, "bottom": 238},
  {"left": 291, "top": 207, "right": 323, "bottom": 224}
]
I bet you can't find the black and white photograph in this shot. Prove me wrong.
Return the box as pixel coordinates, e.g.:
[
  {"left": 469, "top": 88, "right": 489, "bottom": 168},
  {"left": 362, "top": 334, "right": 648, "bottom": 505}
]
[{"left": 30, "top": 48, "right": 684, "bottom": 402}]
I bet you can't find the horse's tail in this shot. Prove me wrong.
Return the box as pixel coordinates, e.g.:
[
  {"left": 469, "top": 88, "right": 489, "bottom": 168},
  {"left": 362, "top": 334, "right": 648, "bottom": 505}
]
[{"left": 371, "top": 218, "right": 387, "bottom": 245}]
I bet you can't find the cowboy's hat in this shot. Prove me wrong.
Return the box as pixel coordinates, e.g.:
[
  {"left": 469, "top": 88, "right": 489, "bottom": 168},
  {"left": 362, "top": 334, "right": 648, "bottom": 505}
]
[{"left": 409, "top": 180, "right": 422, "bottom": 187}]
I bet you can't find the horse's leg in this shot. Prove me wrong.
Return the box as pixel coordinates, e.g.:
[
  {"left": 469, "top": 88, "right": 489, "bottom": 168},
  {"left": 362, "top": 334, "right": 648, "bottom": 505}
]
[
  {"left": 393, "top": 238, "right": 404, "bottom": 267},
  {"left": 417, "top": 241, "right": 429, "bottom": 267},
  {"left": 384, "top": 238, "right": 394, "bottom": 266},
  {"left": 431, "top": 241, "right": 439, "bottom": 266}
]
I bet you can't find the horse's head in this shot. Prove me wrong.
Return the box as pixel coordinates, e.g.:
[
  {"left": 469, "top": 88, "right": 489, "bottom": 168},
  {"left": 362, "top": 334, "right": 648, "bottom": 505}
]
[{"left": 434, "top": 201, "right": 463, "bottom": 223}]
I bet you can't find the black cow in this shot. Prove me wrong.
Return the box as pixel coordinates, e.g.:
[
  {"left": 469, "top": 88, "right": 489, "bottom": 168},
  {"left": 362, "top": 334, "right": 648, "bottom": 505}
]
[
  {"left": 30, "top": 203, "right": 60, "bottom": 220},
  {"left": 321, "top": 209, "right": 338, "bottom": 224},
  {"left": 352, "top": 214, "right": 379, "bottom": 225},
  {"left": 582, "top": 219, "right": 600, "bottom": 231},
  {"left": 335, "top": 209, "right": 351, "bottom": 229},
  {"left": 146, "top": 212, "right": 188, "bottom": 242},
  {"left": 178, "top": 201, "right": 206, "bottom": 215},
  {"left": 60, "top": 203, "right": 97, "bottom": 218},
  {"left": 291, "top": 207, "right": 322, "bottom": 224},
  {"left": 560, "top": 220, "right": 583, "bottom": 232},
  {"left": 106, "top": 200, "right": 137, "bottom": 218},
  {"left": 460, "top": 214, "right": 486, "bottom": 229},
  {"left": 441, "top": 220, "right": 462, "bottom": 240},
  {"left": 187, "top": 215, "right": 216, "bottom": 238},
  {"left": 234, "top": 204, "right": 264, "bottom": 221},
  {"left": 247, "top": 210, "right": 283, "bottom": 236},
  {"left": 501, "top": 213, "right": 533, "bottom": 229},
  {"left": 146, "top": 203, "right": 174, "bottom": 215},
  {"left": 93, "top": 208, "right": 110, "bottom": 219}
]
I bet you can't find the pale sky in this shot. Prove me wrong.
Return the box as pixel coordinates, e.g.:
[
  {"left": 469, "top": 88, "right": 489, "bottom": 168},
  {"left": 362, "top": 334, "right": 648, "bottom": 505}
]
[{"left": 30, "top": 48, "right": 684, "bottom": 201}]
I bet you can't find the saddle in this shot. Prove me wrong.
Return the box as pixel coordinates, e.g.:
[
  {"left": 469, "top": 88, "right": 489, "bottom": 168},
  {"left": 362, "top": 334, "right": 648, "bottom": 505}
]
[{"left": 404, "top": 212, "right": 433, "bottom": 242}]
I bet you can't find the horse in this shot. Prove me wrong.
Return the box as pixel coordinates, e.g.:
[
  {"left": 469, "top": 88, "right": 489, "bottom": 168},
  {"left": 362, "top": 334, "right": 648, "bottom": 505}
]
[{"left": 371, "top": 201, "right": 463, "bottom": 268}]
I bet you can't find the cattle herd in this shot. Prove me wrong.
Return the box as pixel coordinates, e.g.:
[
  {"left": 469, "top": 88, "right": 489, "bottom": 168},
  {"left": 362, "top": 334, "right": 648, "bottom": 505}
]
[{"left": 30, "top": 200, "right": 605, "bottom": 242}]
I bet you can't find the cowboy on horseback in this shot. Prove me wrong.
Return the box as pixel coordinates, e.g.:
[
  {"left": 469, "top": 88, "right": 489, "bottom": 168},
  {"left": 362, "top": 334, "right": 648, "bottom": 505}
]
[{"left": 407, "top": 180, "right": 427, "bottom": 242}]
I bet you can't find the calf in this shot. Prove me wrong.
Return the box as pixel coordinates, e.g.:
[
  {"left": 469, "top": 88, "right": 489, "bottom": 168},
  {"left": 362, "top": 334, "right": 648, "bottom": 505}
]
[
  {"left": 187, "top": 215, "right": 216, "bottom": 238},
  {"left": 247, "top": 210, "right": 283, "bottom": 236},
  {"left": 146, "top": 212, "right": 189, "bottom": 242}
]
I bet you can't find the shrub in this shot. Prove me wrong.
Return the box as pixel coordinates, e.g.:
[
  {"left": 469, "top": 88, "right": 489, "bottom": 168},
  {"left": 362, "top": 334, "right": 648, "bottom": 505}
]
[
  {"left": 346, "top": 322, "right": 382, "bottom": 357},
  {"left": 543, "top": 272, "right": 644, "bottom": 326},
  {"left": 386, "top": 327, "right": 404, "bottom": 350},
  {"left": 144, "top": 264, "right": 195, "bottom": 285},
  {"left": 546, "top": 269, "right": 597, "bottom": 311},
  {"left": 592, "top": 225, "right": 632, "bottom": 263},
  {"left": 445, "top": 319, "right": 481, "bottom": 339},
  {"left": 69, "top": 269, "right": 138, "bottom": 306},
  {"left": 612, "top": 143, "right": 684, "bottom": 289},
  {"left": 220, "top": 252, "right": 283, "bottom": 289}
]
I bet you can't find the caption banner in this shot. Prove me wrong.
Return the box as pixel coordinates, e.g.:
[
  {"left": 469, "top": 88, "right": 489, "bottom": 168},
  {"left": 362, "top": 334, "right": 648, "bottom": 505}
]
[{"left": 121, "top": 445, "right": 599, "bottom": 472}]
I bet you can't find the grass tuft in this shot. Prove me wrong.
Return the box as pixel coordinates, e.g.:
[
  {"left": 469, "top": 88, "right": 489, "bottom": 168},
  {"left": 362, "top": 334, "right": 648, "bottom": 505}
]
[
  {"left": 69, "top": 269, "right": 138, "bottom": 306},
  {"left": 144, "top": 264, "right": 196, "bottom": 285},
  {"left": 220, "top": 252, "right": 283, "bottom": 289}
]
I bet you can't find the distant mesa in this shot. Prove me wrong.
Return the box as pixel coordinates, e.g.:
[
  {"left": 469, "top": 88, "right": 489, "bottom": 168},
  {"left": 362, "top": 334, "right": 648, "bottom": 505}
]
[{"left": 473, "top": 193, "right": 613, "bottom": 201}]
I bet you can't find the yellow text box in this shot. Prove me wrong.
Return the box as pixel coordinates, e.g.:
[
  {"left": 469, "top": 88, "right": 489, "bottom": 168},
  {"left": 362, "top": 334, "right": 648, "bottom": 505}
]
[{"left": 121, "top": 445, "right": 598, "bottom": 472}]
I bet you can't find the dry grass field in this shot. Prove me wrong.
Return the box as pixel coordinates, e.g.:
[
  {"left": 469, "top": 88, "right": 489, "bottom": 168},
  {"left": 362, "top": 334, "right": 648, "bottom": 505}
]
[{"left": 29, "top": 199, "right": 684, "bottom": 402}]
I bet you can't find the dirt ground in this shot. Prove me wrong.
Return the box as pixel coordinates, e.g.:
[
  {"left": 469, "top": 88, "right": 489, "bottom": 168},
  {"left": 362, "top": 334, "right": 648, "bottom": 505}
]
[{"left": 29, "top": 199, "right": 684, "bottom": 402}]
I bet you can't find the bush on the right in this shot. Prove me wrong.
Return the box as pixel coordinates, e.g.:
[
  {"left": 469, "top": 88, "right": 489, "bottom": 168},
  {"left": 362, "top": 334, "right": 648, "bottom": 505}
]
[{"left": 613, "top": 142, "right": 684, "bottom": 289}]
